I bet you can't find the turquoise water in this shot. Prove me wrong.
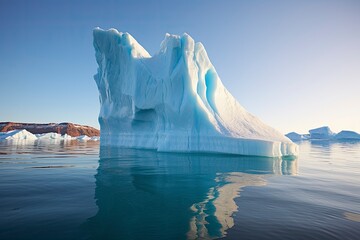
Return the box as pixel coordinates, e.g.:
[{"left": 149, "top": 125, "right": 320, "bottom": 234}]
[{"left": 0, "top": 140, "right": 359, "bottom": 240}]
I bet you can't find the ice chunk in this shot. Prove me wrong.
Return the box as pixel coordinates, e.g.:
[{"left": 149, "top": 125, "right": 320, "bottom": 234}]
[
  {"left": 309, "top": 126, "right": 335, "bottom": 140},
  {"left": 0, "top": 129, "right": 37, "bottom": 141},
  {"left": 0, "top": 130, "right": 99, "bottom": 144},
  {"left": 285, "top": 132, "right": 310, "bottom": 141},
  {"left": 77, "top": 135, "right": 91, "bottom": 141},
  {"left": 335, "top": 130, "right": 360, "bottom": 140},
  {"left": 285, "top": 132, "right": 303, "bottom": 142},
  {"left": 93, "top": 28, "right": 298, "bottom": 157},
  {"left": 36, "top": 132, "right": 75, "bottom": 141},
  {"left": 90, "top": 136, "right": 100, "bottom": 141},
  {"left": 36, "top": 132, "right": 63, "bottom": 140},
  {"left": 62, "top": 134, "right": 74, "bottom": 140}
]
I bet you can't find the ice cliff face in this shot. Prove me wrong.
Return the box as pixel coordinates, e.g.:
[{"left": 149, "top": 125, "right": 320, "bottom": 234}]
[{"left": 93, "top": 28, "right": 298, "bottom": 157}]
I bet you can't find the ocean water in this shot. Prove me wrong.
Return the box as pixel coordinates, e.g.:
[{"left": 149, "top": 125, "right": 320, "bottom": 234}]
[{"left": 0, "top": 140, "right": 359, "bottom": 240}]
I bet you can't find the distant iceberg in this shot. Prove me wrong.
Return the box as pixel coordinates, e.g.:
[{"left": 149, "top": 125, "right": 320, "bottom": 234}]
[
  {"left": 285, "top": 132, "right": 309, "bottom": 142},
  {"left": 0, "top": 130, "right": 99, "bottom": 143},
  {"left": 0, "top": 129, "right": 37, "bottom": 141},
  {"left": 36, "top": 132, "right": 70, "bottom": 140},
  {"left": 286, "top": 126, "right": 360, "bottom": 142},
  {"left": 76, "top": 135, "right": 91, "bottom": 141},
  {"left": 309, "top": 126, "right": 335, "bottom": 140},
  {"left": 335, "top": 130, "right": 360, "bottom": 140},
  {"left": 93, "top": 28, "right": 298, "bottom": 157}
]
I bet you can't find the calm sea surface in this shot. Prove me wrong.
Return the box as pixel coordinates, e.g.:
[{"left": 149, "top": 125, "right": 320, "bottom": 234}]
[{"left": 0, "top": 140, "right": 359, "bottom": 240}]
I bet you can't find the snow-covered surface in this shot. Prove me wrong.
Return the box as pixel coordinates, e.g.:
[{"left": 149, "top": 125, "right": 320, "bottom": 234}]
[
  {"left": 335, "top": 130, "right": 360, "bottom": 140},
  {"left": 0, "top": 130, "right": 99, "bottom": 143},
  {"left": 93, "top": 28, "right": 298, "bottom": 157}
]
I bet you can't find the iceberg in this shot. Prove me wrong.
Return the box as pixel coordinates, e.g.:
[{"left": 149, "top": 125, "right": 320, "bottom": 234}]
[
  {"left": 286, "top": 132, "right": 304, "bottom": 142},
  {"left": 0, "top": 130, "right": 98, "bottom": 143},
  {"left": 35, "top": 132, "right": 75, "bottom": 141},
  {"left": 36, "top": 132, "right": 64, "bottom": 140},
  {"left": 335, "top": 130, "right": 360, "bottom": 140},
  {"left": 309, "top": 126, "right": 335, "bottom": 140},
  {"left": 90, "top": 136, "right": 101, "bottom": 141},
  {"left": 93, "top": 28, "right": 298, "bottom": 157},
  {"left": 0, "top": 129, "right": 37, "bottom": 141},
  {"left": 285, "top": 132, "right": 310, "bottom": 142},
  {"left": 76, "top": 135, "right": 91, "bottom": 141},
  {"left": 286, "top": 127, "right": 360, "bottom": 142}
]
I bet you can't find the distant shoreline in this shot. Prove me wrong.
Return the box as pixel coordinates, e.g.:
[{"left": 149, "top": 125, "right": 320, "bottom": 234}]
[{"left": 0, "top": 122, "right": 100, "bottom": 137}]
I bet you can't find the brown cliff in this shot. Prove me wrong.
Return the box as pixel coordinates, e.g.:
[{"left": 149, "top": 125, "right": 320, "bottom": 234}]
[{"left": 0, "top": 122, "right": 100, "bottom": 137}]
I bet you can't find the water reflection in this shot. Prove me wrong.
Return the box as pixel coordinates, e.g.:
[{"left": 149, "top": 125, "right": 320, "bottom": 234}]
[
  {"left": 85, "top": 147, "right": 297, "bottom": 240},
  {"left": 187, "top": 173, "right": 266, "bottom": 239},
  {"left": 0, "top": 140, "right": 99, "bottom": 157},
  {"left": 307, "top": 140, "right": 360, "bottom": 160}
]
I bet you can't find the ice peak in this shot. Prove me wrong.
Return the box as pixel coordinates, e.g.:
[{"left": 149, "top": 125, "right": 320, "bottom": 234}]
[
  {"left": 181, "top": 33, "right": 195, "bottom": 52},
  {"left": 93, "top": 28, "right": 150, "bottom": 59}
]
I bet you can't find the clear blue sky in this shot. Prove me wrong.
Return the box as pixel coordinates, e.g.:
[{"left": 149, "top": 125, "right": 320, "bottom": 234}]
[{"left": 1, "top": 0, "right": 359, "bottom": 134}]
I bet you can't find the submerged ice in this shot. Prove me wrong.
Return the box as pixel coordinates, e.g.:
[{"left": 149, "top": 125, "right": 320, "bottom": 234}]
[{"left": 93, "top": 28, "right": 298, "bottom": 157}]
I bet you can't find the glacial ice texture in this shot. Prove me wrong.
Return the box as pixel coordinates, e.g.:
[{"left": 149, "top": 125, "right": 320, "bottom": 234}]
[{"left": 93, "top": 28, "right": 298, "bottom": 157}]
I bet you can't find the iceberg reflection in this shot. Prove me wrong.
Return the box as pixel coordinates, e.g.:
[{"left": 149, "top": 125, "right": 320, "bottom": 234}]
[
  {"left": 85, "top": 147, "right": 297, "bottom": 240},
  {"left": 187, "top": 173, "right": 267, "bottom": 239}
]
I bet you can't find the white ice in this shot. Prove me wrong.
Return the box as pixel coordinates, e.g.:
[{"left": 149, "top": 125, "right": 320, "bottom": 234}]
[
  {"left": 76, "top": 135, "right": 91, "bottom": 141},
  {"left": 93, "top": 28, "right": 298, "bottom": 157},
  {"left": 0, "top": 130, "right": 99, "bottom": 143},
  {"left": 0, "top": 129, "right": 37, "bottom": 141},
  {"left": 36, "top": 132, "right": 66, "bottom": 140},
  {"left": 90, "top": 136, "right": 100, "bottom": 141}
]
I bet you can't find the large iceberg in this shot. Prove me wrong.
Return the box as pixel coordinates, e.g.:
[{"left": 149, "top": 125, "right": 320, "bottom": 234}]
[{"left": 93, "top": 28, "right": 298, "bottom": 157}]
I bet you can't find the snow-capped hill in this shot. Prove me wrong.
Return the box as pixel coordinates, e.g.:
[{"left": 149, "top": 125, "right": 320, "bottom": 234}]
[{"left": 93, "top": 28, "right": 298, "bottom": 157}]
